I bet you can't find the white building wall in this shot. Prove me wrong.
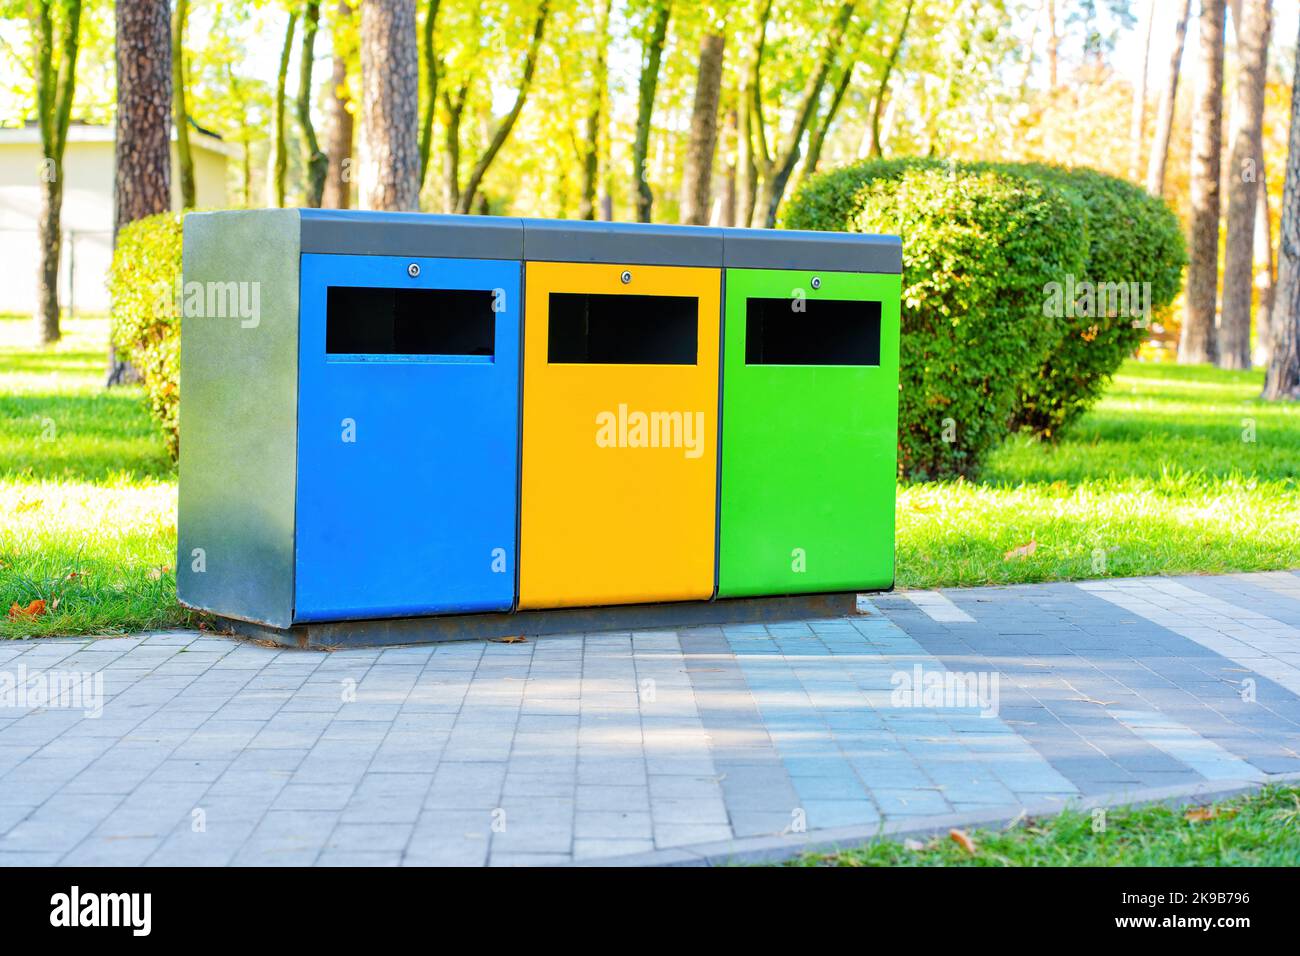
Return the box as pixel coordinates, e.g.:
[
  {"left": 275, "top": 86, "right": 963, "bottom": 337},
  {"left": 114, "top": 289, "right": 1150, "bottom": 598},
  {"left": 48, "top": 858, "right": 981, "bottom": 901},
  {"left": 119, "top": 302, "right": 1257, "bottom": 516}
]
[{"left": 0, "top": 130, "right": 230, "bottom": 315}]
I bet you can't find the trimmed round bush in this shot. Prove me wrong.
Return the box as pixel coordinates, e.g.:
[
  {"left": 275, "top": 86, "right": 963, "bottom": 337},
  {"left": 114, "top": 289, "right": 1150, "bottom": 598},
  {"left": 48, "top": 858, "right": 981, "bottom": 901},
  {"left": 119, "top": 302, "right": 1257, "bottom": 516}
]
[
  {"left": 784, "top": 158, "right": 1187, "bottom": 455},
  {"left": 996, "top": 164, "right": 1186, "bottom": 437},
  {"left": 784, "top": 161, "right": 1089, "bottom": 480},
  {"left": 108, "top": 211, "right": 183, "bottom": 460}
]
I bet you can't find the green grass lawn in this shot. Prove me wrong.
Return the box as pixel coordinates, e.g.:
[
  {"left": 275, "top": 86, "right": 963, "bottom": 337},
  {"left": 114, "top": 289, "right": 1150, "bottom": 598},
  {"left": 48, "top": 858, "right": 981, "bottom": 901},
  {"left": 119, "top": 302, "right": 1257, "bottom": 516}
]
[
  {"left": 791, "top": 785, "right": 1300, "bottom": 866},
  {"left": 1, "top": 316, "right": 182, "bottom": 638},
  {"left": 1, "top": 315, "right": 1299, "bottom": 638},
  {"left": 897, "top": 362, "right": 1300, "bottom": 587}
]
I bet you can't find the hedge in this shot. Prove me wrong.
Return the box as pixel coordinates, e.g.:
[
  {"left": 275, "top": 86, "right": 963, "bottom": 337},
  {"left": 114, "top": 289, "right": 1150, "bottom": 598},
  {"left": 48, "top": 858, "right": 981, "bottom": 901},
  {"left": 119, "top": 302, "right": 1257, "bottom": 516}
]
[
  {"left": 784, "top": 158, "right": 1187, "bottom": 461},
  {"left": 998, "top": 164, "right": 1186, "bottom": 437},
  {"left": 785, "top": 161, "right": 1090, "bottom": 480},
  {"left": 108, "top": 211, "right": 184, "bottom": 460}
]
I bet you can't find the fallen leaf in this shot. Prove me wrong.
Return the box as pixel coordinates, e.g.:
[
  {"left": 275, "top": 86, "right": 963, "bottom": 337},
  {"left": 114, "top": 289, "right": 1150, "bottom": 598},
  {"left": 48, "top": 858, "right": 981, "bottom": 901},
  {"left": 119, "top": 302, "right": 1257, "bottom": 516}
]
[
  {"left": 949, "top": 828, "right": 977, "bottom": 853},
  {"left": 903, "top": 838, "right": 926, "bottom": 851},
  {"left": 490, "top": 635, "right": 527, "bottom": 644},
  {"left": 1004, "top": 539, "right": 1038, "bottom": 560},
  {"left": 65, "top": 570, "right": 86, "bottom": 581},
  {"left": 1185, "top": 806, "right": 1235, "bottom": 823},
  {"left": 7, "top": 599, "right": 47, "bottom": 621}
]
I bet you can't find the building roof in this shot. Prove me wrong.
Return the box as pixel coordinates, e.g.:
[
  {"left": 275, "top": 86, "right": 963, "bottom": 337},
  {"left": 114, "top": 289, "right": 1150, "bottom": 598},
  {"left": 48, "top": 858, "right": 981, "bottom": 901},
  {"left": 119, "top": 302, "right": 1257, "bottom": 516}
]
[{"left": 0, "top": 121, "right": 239, "bottom": 158}]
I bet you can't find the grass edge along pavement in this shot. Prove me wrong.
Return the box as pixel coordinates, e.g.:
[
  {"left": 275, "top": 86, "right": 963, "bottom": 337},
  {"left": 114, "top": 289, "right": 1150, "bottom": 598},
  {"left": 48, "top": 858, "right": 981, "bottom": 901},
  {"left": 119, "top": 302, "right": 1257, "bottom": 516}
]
[
  {"left": 784, "top": 784, "right": 1300, "bottom": 867},
  {"left": 3, "top": 316, "right": 1300, "bottom": 638}
]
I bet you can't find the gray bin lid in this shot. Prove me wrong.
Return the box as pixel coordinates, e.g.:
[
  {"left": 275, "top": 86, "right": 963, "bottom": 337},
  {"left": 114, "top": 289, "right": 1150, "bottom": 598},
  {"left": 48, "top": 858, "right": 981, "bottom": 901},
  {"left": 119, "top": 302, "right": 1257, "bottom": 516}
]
[
  {"left": 299, "top": 209, "right": 525, "bottom": 259},
  {"left": 521, "top": 219, "right": 724, "bottom": 267},
  {"left": 721, "top": 227, "right": 901, "bottom": 274}
]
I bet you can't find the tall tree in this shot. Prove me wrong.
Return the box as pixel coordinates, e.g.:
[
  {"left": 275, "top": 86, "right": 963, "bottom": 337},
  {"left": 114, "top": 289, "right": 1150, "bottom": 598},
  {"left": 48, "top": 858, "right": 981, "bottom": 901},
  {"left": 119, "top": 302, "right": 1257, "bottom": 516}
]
[
  {"left": 867, "top": 0, "right": 916, "bottom": 160},
  {"left": 751, "top": 1, "right": 856, "bottom": 228},
  {"left": 632, "top": 0, "right": 673, "bottom": 222},
  {"left": 1219, "top": 0, "right": 1272, "bottom": 369},
  {"left": 577, "top": 0, "right": 612, "bottom": 220},
  {"left": 359, "top": 0, "right": 421, "bottom": 210},
  {"left": 30, "top": 0, "right": 84, "bottom": 346},
  {"left": 1047, "top": 0, "right": 1059, "bottom": 88},
  {"left": 680, "top": 30, "right": 725, "bottom": 225},
  {"left": 454, "top": 0, "right": 549, "bottom": 214},
  {"left": 271, "top": 9, "right": 297, "bottom": 207},
  {"left": 736, "top": 0, "right": 772, "bottom": 228},
  {"left": 297, "top": 0, "right": 329, "bottom": 206},
  {"left": 1145, "top": 0, "right": 1192, "bottom": 197},
  {"left": 1127, "top": 0, "right": 1154, "bottom": 181},
  {"left": 1181, "top": 0, "right": 1226, "bottom": 365},
  {"left": 110, "top": 0, "right": 171, "bottom": 385},
  {"left": 416, "top": 0, "right": 439, "bottom": 191},
  {"left": 1261, "top": 11, "right": 1300, "bottom": 400},
  {"left": 172, "top": 0, "right": 195, "bottom": 209},
  {"left": 323, "top": 0, "right": 355, "bottom": 208},
  {"left": 1253, "top": 158, "right": 1274, "bottom": 362},
  {"left": 115, "top": 0, "right": 170, "bottom": 229}
]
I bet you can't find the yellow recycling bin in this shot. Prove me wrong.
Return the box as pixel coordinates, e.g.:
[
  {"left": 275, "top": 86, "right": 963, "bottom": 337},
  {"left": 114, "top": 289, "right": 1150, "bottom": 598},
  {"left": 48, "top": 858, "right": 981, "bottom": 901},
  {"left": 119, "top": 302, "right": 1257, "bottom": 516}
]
[{"left": 518, "top": 260, "right": 721, "bottom": 609}]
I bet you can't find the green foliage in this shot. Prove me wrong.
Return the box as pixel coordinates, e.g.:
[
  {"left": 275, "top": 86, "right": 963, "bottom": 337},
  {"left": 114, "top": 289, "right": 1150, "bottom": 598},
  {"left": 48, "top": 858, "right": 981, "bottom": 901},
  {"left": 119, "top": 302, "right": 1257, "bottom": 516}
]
[
  {"left": 108, "top": 212, "right": 184, "bottom": 460},
  {"left": 783, "top": 157, "right": 1188, "bottom": 464},
  {"left": 785, "top": 158, "right": 1089, "bottom": 480}
]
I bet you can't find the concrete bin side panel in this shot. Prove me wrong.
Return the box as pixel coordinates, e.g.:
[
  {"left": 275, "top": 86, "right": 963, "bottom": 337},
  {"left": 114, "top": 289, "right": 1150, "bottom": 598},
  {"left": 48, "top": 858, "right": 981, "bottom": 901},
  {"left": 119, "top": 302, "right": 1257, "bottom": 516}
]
[{"left": 177, "top": 209, "right": 302, "bottom": 628}]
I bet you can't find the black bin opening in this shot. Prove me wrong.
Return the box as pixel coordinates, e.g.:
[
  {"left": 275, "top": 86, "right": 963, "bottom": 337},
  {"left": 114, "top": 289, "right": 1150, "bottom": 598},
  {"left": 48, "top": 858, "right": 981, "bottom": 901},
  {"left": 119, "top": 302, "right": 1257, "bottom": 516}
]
[
  {"left": 548, "top": 292, "right": 697, "bottom": 365},
  {"left": 745, "top": 297, "right": 882, "bottom": 366},
  {"left": 326, "top": 286, "right": 496, "bottom": 356}
]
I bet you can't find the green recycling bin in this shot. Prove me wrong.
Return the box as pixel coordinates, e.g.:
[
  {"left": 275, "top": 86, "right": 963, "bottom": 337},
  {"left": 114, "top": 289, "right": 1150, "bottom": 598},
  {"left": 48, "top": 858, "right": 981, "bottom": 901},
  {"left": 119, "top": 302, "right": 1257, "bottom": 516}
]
[{"left": 716, "top": 233, "right": 901, "bottom": 597}]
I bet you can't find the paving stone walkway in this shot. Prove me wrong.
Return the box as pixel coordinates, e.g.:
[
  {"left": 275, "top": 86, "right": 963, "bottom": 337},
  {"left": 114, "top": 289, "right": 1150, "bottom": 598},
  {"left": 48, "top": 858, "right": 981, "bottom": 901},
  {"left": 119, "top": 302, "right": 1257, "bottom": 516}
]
[{"left": 2, "top": 571, "right": 1299, "bottom": 866}]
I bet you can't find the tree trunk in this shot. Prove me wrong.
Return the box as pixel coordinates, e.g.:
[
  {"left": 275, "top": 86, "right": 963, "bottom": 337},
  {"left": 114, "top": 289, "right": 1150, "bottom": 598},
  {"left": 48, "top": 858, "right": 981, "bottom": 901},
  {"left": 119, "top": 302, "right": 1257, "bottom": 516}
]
[
  {"left": 632, "top": 0, "right": 673, "bottom": 222},
  {"left": 272, "top": 11, "right": 297, "bottom": 208},
  {"left": 680, "top": 32, "right": 725, "bottom": 225},
  {"left": 31, "top": 0, "right": 83, "bottom": 347},
  {"left": 737, "top": 86, "right": 758, "bottom": 227},
  {"left": 442, "top": 86, "right": 465, "bottom": 213},
  {"left": 359, "top": 0, "right": 421, "bottom": 211},
  {"left": 868, "top": 0, "right": 916, "bottom": 159},
  {"left": 172, "top": 0, "right": 195, "bottom": 209},
  {"left": 297, "top": 0, "right": 329, "bottom": 207},
  {"left": 322, "top": 0, "right": 355, "bottom": 209},
  {"left": 417, "top": 0, "right": 440, "bottom": 191},
  {"left": 1219, "top": 0, "right": 1272, "bottom": 369},
  {"left": 110, "top": 0, "right": 170, "bottom": 386},
  {"left": 1261, "top": 13, "right": 1300, "bottom": 400},
  {"left": 1181, "top": 0, "right": 1226, "bottom": 365},
  {"left": 717, "top": 107, "right": 737, "bottom": 226},
  {"left": 115, "top": 0, "right": 171, "bottom": 230},
  {"left": 1128, "top": 0, "right": 1154, "bottom": 181},
  {"left": 1047, "top": 0, "right": 1059, "bottom": 89},
  {"left": 752, "top": 1, "right": 855, "bottom": 228},
  {"left": 578, "top": 0, "right": 612, "bottom": 220},
  {"left": 1253, "top": 158, "right": 1275, "bottom": 364},
  {"left": 456, "top": 0, "right": 549, "bottom": 214},
  {"left": 36, "top": 170, "right": 65, "bottom": 347},
  {"left": 800, "top": 61, "right": 854, "bottom": 189},
  {"left": 1146, "top": 0, "right": 1193, "bottom": 197}
]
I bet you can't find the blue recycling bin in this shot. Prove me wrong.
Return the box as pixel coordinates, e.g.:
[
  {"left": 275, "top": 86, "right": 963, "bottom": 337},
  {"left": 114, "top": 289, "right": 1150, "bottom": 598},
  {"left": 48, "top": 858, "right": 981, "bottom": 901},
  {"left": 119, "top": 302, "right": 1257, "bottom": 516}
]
[{"left": 293, "top": 252, "right": 521, "bottom": 620}]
